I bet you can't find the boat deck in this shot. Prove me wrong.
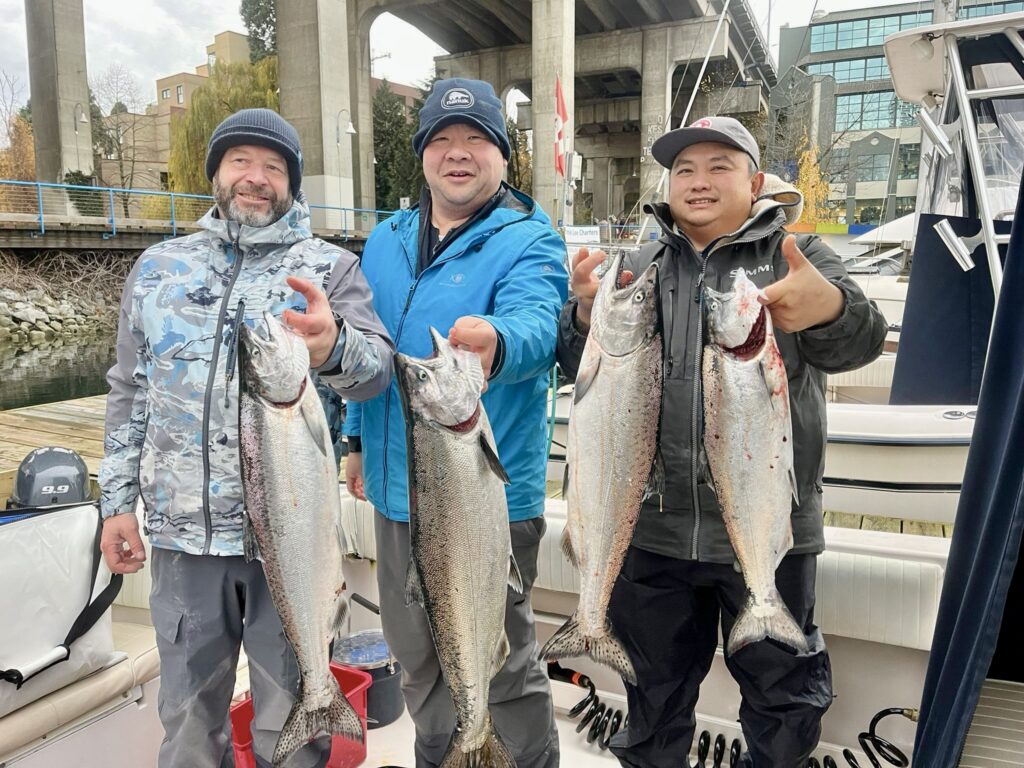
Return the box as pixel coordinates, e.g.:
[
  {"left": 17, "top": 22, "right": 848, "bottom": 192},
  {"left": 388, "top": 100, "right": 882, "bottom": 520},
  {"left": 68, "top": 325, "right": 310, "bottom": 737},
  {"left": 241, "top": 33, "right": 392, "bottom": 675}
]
[{"left": 0, "top": 395, "right": 950, "bottom": 536}]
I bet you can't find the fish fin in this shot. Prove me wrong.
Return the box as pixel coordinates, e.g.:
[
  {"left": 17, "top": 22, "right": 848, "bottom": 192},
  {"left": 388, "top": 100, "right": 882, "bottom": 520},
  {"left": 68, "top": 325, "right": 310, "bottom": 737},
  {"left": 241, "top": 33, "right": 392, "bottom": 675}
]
[
  {"left": 331, "top": 593, "right": 350, "bottom": 642},
  {"left": 538, "top": 613, "right": 637, "bottom": 685},
  {"left": 508, "top": 554, "right": 524, "bottom": 594},
  {"left": 243, "top": 513, "right": 260, "bottom": 563},
  {"left": 727, "top": 589, "right": 809, "bottom": 657},
  {"left": 492, "top": 631, "right": 511, "bottom": 677},
  {"left": 335, "top": 517, "right": 355, "bottom": 557},
  {"left": 573, "top": 353, "right": 601, "bottom": 403},
  {"left": 560, "top": 527, "right": 579, "bottom": 569},
  {"left": 439, "top": 714, "right": 516, "bottom": 768},
  {"left": 777, "top": 526, "right": 795, "bottom": 570},
  {"left": 300, "top": 390, "right": 331, "bottom": 458},
  {"left": 561, "top": 461, "right": 569, "bottom": 500},
  {"left": 404, "top": 561, "right": 425, "bottom": 607},
  {"left": 272, "top": 675, "right": 364, "bottom": 767},
  {"left": 479, "top": 432, "right": 510, "bottom": 485},
  {"left": 642, "top": 449, "right": 666, "bottom": 501},
  {"left": 788, "top": 467, "right": 800, "bottom": 507}
]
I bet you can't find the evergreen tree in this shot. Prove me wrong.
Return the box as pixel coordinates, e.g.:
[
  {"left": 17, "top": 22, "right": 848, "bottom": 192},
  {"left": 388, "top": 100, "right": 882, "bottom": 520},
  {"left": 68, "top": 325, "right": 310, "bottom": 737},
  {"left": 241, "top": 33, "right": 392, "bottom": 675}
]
[
  {"left": 372, "top": 79, "right": 424, "bottom": 211},
  {"left": 240, "top": 0, "right": 276, "bottom": 62},
  {"left": 168, "top": 57, "right": 279, "bottom": 194}
]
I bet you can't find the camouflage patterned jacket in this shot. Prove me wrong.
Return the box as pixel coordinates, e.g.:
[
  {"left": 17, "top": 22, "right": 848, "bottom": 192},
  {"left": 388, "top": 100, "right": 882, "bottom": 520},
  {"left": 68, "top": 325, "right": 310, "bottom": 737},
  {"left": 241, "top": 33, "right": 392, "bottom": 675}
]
[{"left": 98, "top": 197, "right": 393, "bottom": 556}]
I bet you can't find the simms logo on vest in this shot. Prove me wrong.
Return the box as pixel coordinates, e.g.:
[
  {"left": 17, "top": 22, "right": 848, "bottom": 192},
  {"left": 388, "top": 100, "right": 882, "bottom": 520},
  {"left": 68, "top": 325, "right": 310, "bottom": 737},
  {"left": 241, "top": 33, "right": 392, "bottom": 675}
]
[
  {"left": 441, "top": 89, "right": 474, "bottom": 110},
  {"left": 730, "top": 264, "right": 773, "bottom": 277}
]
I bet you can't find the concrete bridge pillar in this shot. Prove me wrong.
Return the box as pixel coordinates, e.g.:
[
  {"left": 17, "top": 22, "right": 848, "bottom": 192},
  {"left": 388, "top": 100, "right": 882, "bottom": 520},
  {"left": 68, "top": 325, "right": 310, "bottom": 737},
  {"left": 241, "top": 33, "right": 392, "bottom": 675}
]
[
  {"left": 531, "top": 0, "right": 574, "bottom": 226},
  {"left": 590, "top": 156, "right": 611, "bottom": 221},
  {"left": 640, "top": 27, "right": 672, "bottom": 223},
  {"left": 277, "top": 0, "right": 357, "bottom": 230},
  {"left": 24, "top": 0, "right": 93, "bottom": 183}
]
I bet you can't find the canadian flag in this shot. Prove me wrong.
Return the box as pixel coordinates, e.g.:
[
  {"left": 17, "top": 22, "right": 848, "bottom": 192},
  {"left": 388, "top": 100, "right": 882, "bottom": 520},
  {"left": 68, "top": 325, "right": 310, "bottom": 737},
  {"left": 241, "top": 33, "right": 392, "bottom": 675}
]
[{"left": 555, "top": 75, "right": 568, "bottom": 177}]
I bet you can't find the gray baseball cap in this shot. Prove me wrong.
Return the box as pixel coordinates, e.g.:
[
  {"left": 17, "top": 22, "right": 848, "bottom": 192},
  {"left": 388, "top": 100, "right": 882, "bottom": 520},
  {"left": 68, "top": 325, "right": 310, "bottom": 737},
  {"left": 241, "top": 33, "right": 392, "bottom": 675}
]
[{"left": 651, "top": 116, "right": 760, "bottom": 170}]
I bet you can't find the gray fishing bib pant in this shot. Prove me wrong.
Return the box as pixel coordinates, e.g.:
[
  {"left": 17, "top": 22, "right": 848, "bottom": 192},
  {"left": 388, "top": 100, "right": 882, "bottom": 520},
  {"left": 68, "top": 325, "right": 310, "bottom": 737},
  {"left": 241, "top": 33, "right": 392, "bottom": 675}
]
[
  {"left": 149, "top": 547, "right": 331, "bottom": 768},
  {"left": 607, "top": 549, "right": 833, "bottom": 768},
  {"left": 375, "top": 513, "right": 560, "bottom": 768}
]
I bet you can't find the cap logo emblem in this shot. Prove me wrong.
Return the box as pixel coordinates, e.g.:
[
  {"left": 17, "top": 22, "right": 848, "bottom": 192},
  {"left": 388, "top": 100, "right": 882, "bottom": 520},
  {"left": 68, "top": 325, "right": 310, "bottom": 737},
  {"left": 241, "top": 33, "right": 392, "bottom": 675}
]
[
  {"left": 441, "top": 88, "right": 474, "bottom": 110},
  {"left": 692, "top": 118, "right": 713, "bottom": 128}
]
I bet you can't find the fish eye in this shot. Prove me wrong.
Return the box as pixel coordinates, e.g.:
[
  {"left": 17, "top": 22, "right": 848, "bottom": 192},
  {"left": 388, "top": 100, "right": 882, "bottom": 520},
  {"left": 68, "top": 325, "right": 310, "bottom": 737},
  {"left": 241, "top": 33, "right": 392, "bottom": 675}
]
[
  {"left": 710, "top": 300, "right": 720, "bottom": 312},
  {"left": 633, "top": 291, "right": 645, "bottom": 303},
  {"left": 417, "top": 369, "right": 428, "bottom": 381}
]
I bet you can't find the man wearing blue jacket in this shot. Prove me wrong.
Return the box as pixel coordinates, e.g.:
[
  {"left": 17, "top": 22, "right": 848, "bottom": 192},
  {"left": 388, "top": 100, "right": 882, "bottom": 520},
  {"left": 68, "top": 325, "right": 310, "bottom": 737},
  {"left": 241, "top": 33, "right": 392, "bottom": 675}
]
[{"left": 344, "top": 78, "right": 567, "bottom": 767}]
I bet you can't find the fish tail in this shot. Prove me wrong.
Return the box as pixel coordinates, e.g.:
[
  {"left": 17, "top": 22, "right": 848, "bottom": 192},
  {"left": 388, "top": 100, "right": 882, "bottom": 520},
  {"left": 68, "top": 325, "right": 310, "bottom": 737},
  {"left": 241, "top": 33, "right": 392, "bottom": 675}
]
[
  {"left": 438, "top": 715, "right": 516, "bottom": 768},
  {"left": 271, "top": 679, "right": 364, "bottom": 767},
  {"left": 727, "top": 589, "right": 810, "bottom": 656},
  {"left": 538, "top": 613, "right": 637, "bottom": 685}
]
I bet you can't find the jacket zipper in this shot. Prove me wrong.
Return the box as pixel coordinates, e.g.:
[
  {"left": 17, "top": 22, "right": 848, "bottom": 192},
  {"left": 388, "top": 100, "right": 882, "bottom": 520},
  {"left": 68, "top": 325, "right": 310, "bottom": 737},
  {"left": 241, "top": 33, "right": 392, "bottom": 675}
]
[
  {"left": 200, "top": 232, "right": 246, "bottom": 554},
  {"left": 689, "top": 251, "right": 712, "bottom": 560},
  {"left": 379, "top": 279, "right": 421, "bottom": 513}
]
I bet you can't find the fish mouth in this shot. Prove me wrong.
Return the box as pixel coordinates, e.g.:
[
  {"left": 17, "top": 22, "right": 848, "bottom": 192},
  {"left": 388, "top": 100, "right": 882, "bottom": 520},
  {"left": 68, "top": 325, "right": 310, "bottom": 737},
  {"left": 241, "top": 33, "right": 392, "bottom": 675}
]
[
  {"left": 722, "top": 305, "right": 767, "bottom": 360},
  {"left": 437, "top": 404, "right": 481, "bottom": 434}
]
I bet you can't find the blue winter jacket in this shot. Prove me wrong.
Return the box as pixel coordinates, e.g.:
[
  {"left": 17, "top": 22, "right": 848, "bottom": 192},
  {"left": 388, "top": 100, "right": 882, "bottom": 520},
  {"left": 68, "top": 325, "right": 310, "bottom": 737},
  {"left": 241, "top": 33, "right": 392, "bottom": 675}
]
[{"left": 344, "top": 185, "right": 568, "bottom": 522}]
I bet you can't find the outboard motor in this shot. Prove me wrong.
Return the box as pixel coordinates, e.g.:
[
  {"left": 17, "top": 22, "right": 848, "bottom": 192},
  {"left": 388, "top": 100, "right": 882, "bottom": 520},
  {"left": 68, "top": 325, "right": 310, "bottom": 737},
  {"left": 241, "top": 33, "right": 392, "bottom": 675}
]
[{"left": 6, "top": 447, "right": 92, "bottom": 509}]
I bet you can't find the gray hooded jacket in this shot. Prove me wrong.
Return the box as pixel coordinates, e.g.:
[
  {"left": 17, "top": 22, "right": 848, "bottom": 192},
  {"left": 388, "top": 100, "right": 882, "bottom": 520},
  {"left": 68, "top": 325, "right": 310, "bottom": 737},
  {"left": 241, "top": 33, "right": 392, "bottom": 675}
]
[
  {"left": 99, "top": 197, "right": 394, "bottom": 556},
  {"left": 556, "top": 177, "right": 887, "bottom": 563}
]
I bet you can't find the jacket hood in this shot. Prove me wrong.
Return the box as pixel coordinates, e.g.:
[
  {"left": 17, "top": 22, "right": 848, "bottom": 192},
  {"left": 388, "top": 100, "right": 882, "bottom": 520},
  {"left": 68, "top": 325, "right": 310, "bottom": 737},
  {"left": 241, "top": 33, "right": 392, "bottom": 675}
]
[
  {"left": 198, "top": 191, "right": 313, "bottom": 248},
  {"left": 391, "top": 183, "right": 544, "bottom": 240},
  {"left": 645, "top": 173, "right": 804, "bottom": 244}
]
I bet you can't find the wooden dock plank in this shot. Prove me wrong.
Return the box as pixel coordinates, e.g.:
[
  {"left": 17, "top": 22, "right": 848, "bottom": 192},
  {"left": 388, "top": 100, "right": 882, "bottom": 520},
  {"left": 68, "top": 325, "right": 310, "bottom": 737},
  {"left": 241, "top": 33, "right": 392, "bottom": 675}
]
[{"left": 0, "top": 395, "right": 108, "bottom": 477}]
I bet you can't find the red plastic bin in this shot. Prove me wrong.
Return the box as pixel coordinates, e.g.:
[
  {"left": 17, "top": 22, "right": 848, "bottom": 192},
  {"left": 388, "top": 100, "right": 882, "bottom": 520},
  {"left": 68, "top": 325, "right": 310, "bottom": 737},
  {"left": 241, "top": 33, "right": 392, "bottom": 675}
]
[{"left": 230, "top": 662, "right": 372, "bottom": 768}]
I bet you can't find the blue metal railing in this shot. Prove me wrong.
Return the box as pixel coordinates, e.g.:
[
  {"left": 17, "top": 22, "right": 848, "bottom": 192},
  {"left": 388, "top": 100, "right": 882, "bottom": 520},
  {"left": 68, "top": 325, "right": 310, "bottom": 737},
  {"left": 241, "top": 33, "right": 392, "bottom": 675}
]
[{"left": 0, "top": 179, "right": 394, "bottom": 239}]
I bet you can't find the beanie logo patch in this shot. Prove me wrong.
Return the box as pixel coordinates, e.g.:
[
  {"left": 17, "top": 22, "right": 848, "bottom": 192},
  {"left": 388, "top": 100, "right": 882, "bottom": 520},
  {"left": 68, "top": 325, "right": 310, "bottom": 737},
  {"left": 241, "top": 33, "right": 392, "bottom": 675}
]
[{"left": 441, "top": 88, "right": 475, "bottom": 110}]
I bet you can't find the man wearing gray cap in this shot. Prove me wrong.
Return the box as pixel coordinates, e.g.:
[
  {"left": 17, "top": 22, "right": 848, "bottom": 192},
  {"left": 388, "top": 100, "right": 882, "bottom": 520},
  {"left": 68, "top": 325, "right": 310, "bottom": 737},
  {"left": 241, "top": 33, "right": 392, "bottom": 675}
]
[
  {"left": 344, "top": 77, "right": 565, "bottom": 767},
  {"left": 557, "top": 116, "right": 887, "bottom": 766},
  {"left": 99, "top": 107, "right": 393, "bottom": 767}
]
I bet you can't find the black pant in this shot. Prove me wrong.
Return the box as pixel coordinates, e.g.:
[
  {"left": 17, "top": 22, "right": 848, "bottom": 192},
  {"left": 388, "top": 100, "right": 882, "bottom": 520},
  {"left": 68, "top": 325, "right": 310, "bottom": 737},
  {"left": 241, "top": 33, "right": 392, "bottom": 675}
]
[{"left": 606, "top": 549, "right": 833, "bottom": 768}]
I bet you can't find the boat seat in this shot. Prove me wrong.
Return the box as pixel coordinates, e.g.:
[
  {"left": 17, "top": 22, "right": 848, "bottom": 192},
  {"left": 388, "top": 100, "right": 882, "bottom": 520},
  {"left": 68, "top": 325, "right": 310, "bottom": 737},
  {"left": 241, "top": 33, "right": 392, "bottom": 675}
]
[
  {"left": 0, "top": 621, "right": 160, "bottom": 760},
  {"left": 339, "top": 493, "right": 950, "bottom": 653}
]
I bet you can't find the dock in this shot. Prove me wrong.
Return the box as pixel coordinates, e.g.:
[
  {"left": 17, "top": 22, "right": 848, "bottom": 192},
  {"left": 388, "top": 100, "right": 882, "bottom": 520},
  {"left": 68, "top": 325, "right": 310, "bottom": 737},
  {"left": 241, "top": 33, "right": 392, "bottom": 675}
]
[{"left": 0, "top": 396, "right": 948, "bottom": 536}]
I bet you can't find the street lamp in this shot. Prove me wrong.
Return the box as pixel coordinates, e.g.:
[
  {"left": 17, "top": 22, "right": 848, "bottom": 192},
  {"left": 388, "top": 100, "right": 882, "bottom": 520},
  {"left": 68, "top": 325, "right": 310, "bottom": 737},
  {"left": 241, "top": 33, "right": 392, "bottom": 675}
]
[
  {"left": 335, "top": 108, "right": 357, "bottom": 229},
  {"left": 72, "top": 102, "right": 88, "bottom": 172}
]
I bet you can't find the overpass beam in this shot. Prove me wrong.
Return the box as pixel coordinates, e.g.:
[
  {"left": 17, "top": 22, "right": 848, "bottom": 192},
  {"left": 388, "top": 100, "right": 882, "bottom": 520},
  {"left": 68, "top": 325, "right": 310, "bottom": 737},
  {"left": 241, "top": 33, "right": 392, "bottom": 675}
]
[
  {"left": 277, "top": 0, "right": 356, "bottom": 230},
  {"left": 532, "top": 0, "right": 574, "bottom": 225},
  {"left": 24, "top": 0, "right": 93, "bottom": 183}
]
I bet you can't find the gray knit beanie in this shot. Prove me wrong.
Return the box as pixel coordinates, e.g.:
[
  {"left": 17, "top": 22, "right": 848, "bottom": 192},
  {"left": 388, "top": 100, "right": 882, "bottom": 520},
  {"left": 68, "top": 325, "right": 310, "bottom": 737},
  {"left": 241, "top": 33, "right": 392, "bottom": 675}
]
[{"left": 205, "top": 108, "right": 303, "bottom": 195}]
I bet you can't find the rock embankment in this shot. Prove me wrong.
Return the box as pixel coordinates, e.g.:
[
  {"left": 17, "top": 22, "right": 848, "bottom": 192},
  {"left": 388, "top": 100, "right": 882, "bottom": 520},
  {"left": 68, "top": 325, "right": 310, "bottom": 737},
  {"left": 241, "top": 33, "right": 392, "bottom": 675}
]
[{"left": 0, "top": 287, "right": 114, "bottom": 347}]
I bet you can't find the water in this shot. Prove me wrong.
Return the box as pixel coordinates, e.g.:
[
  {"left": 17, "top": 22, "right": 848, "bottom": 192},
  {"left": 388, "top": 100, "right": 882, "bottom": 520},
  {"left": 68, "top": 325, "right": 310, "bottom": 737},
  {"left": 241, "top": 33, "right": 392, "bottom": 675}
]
[{"left": 0, "top": 336, "right": 116, "bottom": 412}]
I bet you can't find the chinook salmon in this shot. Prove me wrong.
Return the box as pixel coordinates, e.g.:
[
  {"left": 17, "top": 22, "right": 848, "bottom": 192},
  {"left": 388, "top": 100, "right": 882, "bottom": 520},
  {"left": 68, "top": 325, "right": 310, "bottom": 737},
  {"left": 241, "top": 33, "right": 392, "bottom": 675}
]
[
  {"left": 702, "top": 269, "right": 809, "bottom": 656},
  {"left": 539, "top": 253, "right": 662, "bottom": 685},
  {"left": 395, "top": 328, "right": 521, "bottom": 768},
  {"left": 238, "top": 312, "right": 362, "bottom": 767}
]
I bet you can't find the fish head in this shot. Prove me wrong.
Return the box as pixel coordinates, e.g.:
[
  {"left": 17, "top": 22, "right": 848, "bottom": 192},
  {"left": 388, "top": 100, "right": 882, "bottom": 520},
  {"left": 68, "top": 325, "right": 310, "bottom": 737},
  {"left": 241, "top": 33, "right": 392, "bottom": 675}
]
[
  {"left": 238, "top": 312, "right": 310, "bottom": 404},
  {"left": 591, "top": 253, "right": 660, "bottom": 356},
  {"left": 395, "top": 327, "right": 483, "bottom": 429},
  {"left": 705, "top": 269, "right": 770, "bottom": 354}
]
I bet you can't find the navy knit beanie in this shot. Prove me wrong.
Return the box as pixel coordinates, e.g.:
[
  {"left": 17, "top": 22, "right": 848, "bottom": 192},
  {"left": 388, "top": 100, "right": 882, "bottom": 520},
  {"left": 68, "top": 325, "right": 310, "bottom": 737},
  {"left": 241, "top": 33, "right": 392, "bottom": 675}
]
[
  {"left": 412, "top": 78, "right": 511, "bottom": 159},
  {"left": 205, "top": 108, "right": 304, "bottom": 196}
]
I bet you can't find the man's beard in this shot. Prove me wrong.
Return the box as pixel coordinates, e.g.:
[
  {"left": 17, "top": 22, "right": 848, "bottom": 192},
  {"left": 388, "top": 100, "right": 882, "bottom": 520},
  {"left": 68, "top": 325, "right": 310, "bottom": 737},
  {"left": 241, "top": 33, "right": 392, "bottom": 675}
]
[{"left": 213, "top": 177, "right": 292, "bottom": 227}]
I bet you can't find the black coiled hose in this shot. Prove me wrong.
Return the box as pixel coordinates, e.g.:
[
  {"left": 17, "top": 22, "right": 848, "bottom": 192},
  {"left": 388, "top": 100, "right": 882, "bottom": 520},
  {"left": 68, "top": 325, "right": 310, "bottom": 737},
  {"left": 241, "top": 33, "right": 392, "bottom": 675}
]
[
  {"left": 546, "top": 661, "right": 626, "bottom": 750},
  {"left": 548, "top": 661, "right": 914, "bottom": 767}
]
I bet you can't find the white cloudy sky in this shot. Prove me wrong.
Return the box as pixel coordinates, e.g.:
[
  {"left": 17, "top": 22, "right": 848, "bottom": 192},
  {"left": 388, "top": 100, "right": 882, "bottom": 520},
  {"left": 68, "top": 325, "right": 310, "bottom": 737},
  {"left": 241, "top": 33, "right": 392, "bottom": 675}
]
[{"left": 0, "top": 0, "right": 917, "bottom": 113}]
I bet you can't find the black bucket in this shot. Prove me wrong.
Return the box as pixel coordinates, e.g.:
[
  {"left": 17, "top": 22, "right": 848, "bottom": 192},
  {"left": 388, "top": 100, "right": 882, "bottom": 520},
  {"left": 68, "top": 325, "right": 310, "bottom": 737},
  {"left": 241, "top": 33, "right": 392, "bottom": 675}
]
[{"left": 333, "top": 628, "right": 404, "bottom": 729}]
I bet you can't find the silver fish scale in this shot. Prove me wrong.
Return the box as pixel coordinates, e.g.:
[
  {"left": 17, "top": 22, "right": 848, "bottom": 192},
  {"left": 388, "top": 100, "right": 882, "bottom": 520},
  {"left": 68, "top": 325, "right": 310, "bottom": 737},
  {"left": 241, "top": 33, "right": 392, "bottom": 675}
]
[
  {"left": 409, "top": 409, "right": 510, "bottom": 753},
  {"left": 566, "top": 335, "right": 662, "bottom": 636},
  {"left": 240, "top": 380, "right": 348, "bottom": 709}
]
